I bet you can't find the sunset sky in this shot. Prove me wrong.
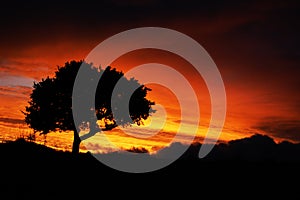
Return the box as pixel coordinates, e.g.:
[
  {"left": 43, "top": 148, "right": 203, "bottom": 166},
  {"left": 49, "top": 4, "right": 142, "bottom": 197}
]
[{"left": 0, "top": 0, "right": 299, "bottom": 152}]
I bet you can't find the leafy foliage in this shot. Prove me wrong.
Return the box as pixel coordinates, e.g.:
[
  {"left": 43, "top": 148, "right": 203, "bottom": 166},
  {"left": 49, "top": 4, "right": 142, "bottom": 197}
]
[{"left": 23, "top": 60, "right": 155, "bottom": 152}]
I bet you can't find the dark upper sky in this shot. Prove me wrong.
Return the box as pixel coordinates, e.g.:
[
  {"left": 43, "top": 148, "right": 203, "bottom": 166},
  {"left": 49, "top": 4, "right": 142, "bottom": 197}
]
[
  {"left": 1, "top": 0, "right": 300, "bottom": 78},
  {"left": 0, "top": 0, "right": 300, "bottom": 143}
]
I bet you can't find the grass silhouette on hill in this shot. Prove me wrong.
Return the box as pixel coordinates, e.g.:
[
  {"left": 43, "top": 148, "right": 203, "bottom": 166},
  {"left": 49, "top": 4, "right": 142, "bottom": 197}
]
[
  {"left": 1, "top": 134, "right": 300, "bottom": 198},
  {"left": 1, "top": 133, "right": 300, "bottom": 173}
]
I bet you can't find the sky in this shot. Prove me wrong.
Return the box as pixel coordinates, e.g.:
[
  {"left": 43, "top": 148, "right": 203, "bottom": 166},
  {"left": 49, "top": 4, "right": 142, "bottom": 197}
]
[{"left": 0, "top": 0, "right": 300, "bottom": 152}]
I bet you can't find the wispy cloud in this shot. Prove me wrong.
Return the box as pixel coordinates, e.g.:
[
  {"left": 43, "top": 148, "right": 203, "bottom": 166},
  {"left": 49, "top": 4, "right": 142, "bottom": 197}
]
[
  {"left": 0, "top": 85, "right": 32, "bottom": 98},
  {"left": 0, "top": 75, "right": 34, "bottom": 87},
  {"left": 0, "top": 58, "right": 51, "bottom": 80},
  {"left": 253, "top": 117, "right": 300, "bottom": 142}
]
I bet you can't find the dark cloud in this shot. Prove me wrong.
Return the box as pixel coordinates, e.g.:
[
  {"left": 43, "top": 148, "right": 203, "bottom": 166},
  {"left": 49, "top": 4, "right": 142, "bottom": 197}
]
[
  {"left": 254, "top": 118, "right": 300, "bottom": 142},
  {"left": 0, "top": 117, "right": 25, "bottom": 125}
]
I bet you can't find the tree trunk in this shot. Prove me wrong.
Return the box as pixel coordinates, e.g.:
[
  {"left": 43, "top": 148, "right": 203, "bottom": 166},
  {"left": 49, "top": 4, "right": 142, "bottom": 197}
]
[{"left": 72, "top": 129, "right": 81, "bottom": 154}]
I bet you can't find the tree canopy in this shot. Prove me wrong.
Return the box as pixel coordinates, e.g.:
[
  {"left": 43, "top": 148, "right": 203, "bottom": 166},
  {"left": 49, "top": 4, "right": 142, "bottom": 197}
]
[{"left": 23, "top": 60, "right": 155, "bottom": 153}]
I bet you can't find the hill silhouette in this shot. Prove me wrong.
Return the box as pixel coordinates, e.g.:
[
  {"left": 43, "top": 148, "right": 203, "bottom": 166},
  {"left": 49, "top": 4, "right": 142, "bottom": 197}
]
[
  {"left": 178, "top": 133, "right": 300, "bottom": 162},
  {"left": 1, "top": 134, "right": 300, "bottom": 198}
]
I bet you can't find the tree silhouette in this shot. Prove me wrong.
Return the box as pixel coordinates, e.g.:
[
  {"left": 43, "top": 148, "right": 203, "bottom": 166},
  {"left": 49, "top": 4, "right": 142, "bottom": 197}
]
[{"left": 23, "top": 60, "right": 155, "bottom": 153}]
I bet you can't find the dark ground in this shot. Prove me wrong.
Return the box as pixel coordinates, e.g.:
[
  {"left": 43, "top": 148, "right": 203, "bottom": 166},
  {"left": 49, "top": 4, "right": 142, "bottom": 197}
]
[{"left": 0, "top": 137, "right": 300, "bottom": 199}]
